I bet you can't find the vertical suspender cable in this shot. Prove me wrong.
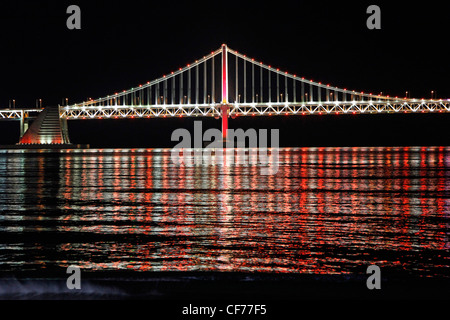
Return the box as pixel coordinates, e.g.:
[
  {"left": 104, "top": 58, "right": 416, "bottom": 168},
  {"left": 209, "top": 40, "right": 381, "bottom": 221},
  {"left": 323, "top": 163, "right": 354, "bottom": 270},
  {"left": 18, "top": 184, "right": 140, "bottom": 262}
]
[
  {"left": 235, "top": 54, "right": 238, "bottom": 103},
  {"left": 180, "top": 73, "right": 183, "bottom": 104},
  {"left": 156, "top": 84, "right": 159, "bottom": 105},
  {"left": 285, "top": 76, "right": 288, "bottom": 103},
  {"left": 164, "top": 80, "right": 167, "bottom": 104},
  {"left": 243, "top": 59, "right": 246, "bottom": 103},
  {"left": 277, "top": 73, "right": 279, "bottom": 103},
  {"left": 252, "top": 63, "right": 255, "bottom": 103},
  {"left": 212, "top": 56, "right": 215, "bottom": 103},
  {"left": 188, "top": 69, "right": 191, "bottom": 104},
  {"left": 172, "top": 78, "right": 175, "bottom": 105},
  {"left": 293, "top": 79, "right": 296, "bottom": 103},
  {"left": 196, "top": 65, "right": 199, "bottom": 105},
  {"left": 204, "top": 61, "right": 207, "bottom": 104},
  {"left": 260, "top": 66, "right": 263, "bottom": 103},
  {"left": 268, "top": 69, "right": 271, "bottom": 103}
]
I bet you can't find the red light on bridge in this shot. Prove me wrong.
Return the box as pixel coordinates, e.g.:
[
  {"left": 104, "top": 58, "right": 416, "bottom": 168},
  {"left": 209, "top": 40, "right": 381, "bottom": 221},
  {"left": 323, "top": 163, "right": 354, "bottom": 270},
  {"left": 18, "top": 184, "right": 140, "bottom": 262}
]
[
  {"left": 319, "top": 112, "right": 322, "bottom": 115},
  {"left": 352, "top": 112, "right": 356, "bottom": 115}
]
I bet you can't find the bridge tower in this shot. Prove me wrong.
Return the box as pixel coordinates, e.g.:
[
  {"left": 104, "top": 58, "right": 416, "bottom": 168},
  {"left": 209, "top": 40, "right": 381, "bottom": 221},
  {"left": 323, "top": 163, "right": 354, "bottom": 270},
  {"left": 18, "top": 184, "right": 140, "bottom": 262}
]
[{"left": 221, "top": 44, "right": 229, "bottom": 143}]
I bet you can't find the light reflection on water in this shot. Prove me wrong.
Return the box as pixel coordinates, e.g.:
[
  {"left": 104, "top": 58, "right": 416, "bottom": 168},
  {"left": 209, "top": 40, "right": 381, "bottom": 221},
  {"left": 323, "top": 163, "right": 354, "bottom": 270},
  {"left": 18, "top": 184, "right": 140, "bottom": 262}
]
[{"left": 0, "top": 147, "right": 448, "bottom": 276}]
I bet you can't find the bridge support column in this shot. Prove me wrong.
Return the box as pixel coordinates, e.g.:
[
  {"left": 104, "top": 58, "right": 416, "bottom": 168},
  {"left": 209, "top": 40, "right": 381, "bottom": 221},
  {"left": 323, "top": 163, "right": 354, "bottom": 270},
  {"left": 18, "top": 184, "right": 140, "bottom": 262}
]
[
  {"left": 221, "top": 104, "right": 229, "bottom": 142},
  {"left": 19, "top": 112, "right": 29, "bottom": 138}
]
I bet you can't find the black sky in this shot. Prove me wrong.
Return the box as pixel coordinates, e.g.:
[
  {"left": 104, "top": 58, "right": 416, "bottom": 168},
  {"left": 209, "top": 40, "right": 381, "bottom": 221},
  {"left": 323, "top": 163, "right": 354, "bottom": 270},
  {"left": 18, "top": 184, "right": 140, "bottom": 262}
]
[{"left": 1, "top": 1, "right": 449, "bottom": 147}]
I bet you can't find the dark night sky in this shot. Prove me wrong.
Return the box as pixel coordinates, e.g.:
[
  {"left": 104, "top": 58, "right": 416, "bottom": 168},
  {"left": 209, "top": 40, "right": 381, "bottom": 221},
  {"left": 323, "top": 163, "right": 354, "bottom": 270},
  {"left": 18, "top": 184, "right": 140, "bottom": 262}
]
[{"left": 1, "top": 0, "right": 449, "bottom": 147}]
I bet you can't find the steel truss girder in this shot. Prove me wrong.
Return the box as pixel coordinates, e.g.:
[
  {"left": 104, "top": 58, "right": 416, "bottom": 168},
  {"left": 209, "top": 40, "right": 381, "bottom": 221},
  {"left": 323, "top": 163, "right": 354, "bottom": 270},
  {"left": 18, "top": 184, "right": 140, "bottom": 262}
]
[
  {"left": 58, "top": 102, "right": 450, "bottom": 119},
  {"left": 0, "top": 110, "right": 37, "bottom": 120}
]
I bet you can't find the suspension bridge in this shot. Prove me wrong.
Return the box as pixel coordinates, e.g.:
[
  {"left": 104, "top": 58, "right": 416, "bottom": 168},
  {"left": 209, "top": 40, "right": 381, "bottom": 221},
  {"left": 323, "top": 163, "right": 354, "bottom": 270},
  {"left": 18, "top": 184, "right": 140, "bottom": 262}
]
[{"left": 1, "top": 44, "right": 449, "bottom": 145}]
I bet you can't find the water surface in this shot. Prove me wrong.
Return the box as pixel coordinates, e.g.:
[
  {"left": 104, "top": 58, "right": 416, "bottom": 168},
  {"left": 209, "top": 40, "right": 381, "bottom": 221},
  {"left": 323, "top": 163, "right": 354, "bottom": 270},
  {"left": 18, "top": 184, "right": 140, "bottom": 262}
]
[{"left": 0, "top": 147, "right": 448, "bottom": 278}]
